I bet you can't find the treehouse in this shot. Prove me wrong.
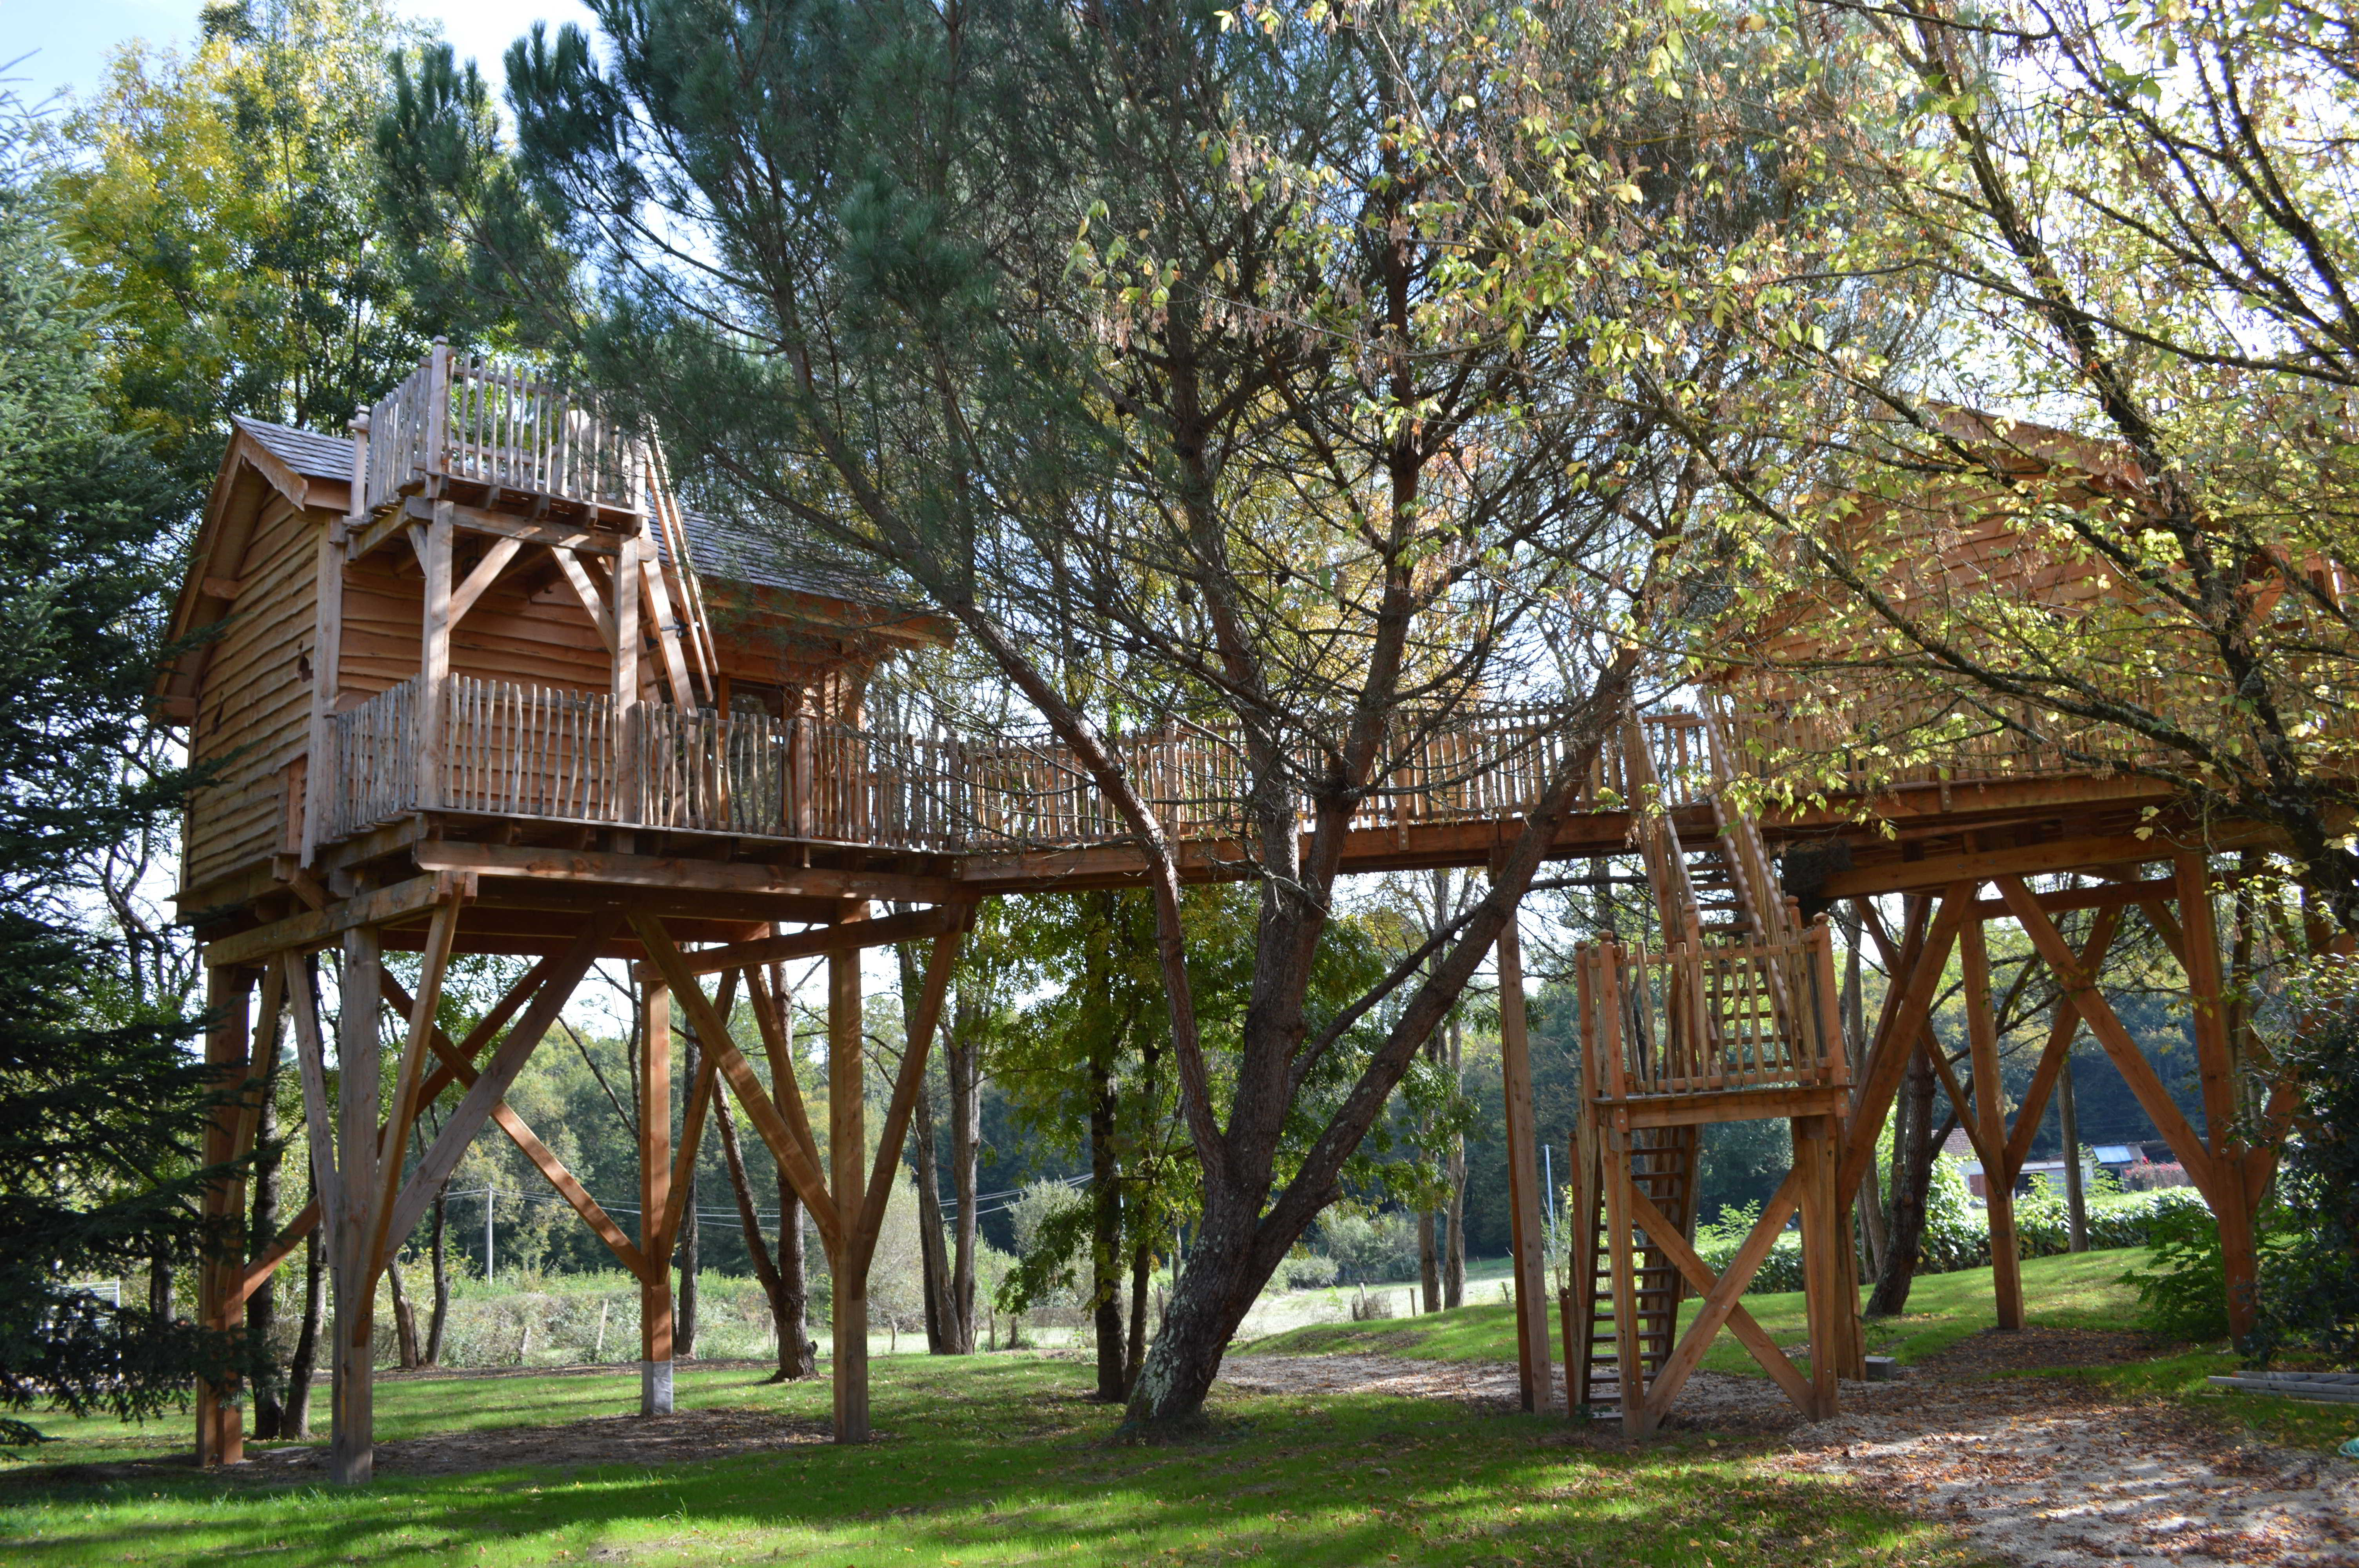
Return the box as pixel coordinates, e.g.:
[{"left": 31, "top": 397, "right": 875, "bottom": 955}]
[{"left": 160, "top": 346, "right": 2295, "bottom": 1474}]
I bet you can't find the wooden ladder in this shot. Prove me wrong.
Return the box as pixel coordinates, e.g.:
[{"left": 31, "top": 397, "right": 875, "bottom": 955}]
[{"left": 1568, "top": 1123, "right": 1699, "bottom": 1419}]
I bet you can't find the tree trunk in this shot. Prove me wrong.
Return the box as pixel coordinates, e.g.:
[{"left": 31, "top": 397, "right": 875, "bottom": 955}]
[
  {"left": 284, "top": 1222, "right": 322, "bottom": 1439},
  {"left": 147, "top": 1243, "right": 172, "bottom": 1323},
  {"left": 426, "top": 1182, "right": 450, "bottom": 1365},
  {"left": 911, "top": 1067, "right": 954, "bottom": 1354},
  {"left": 1868, "top": 1044, "right": 1943, "bottom": 1317},
  {"left": 945, "top": 997, "right": 982, "bottom": 1354},
  {"left": 387, "top": 1255, "right": 421, "bottom": 1370},
  {"left": 1443, "top": 1013, "right": 1467, "bottom": 1310},
  {"left": 761, "top": 964, "right": 816, "bottom": 1380},
  {"left": 1125, "top": 1234, "right": 1151, "bottom": 1394},
  {"left": 1417, "top": 1208, "right": 1439, "bottom": 1314},
  {"left": 2059, "top": 1051, "right": 2088, "bottom": 1253},
  {"left": 1089, "top": 1047, "right": 1126, "bottom": 1403},
  {"left": 247, "top": 1072, "right": 285, "bottom": 1439}
]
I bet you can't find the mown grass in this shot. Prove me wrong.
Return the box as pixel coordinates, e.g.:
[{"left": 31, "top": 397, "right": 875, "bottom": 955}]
[
  {"left": 1247, "top": 1246, "right": 2154, "bottom": 1376},
  {"left": 1248, "top": 1247, "right": 2359, "bottom": 1452},
  {"left": 0, "top": 1357, "right": 1988, "bottom": 1568}
]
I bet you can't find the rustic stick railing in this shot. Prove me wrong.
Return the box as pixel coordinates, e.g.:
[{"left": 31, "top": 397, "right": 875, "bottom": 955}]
[
  {"left": 1578, "top": 927, "right": 1846, "bottom": 1101},
  {"left": 320, "top": 675, "right": 2148, "bottom": 858},
  {"left": 360, "top": 344, "right": 645, "bottom": 518}
]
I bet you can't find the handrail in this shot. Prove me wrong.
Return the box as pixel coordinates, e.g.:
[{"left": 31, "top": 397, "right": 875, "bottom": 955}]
[
  {"left": 359, "top": 344, "right": 647, "bottom": 518},
  {"left": 1577, "top": 927, "right": 1845, "bottom": 1102}
]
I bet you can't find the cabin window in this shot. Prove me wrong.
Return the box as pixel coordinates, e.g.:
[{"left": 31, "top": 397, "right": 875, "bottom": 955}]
[{"left": 729, "top": 682, "right": 787, "bottom": 720}]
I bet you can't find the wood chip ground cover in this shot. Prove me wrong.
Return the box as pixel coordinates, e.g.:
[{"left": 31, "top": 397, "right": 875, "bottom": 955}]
[{"left": 1223, "top": 1333, "right": 2359, "bottom": 1568}]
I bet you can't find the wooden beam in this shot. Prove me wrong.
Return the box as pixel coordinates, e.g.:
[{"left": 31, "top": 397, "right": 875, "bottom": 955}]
[
  {"left": 411, "top": 841, "right": 962, "bottom": 906},
  {"left": 1994, "top": 878, "right": 2221, "bottom": 1196},
  {"left": 1626, "top": 1172, "right": 1813, "bottom": 1424},
  {"left": 330, "top": 922, "right": 383, "bottom": 1486},
  {"left": 202, "top": 873, "right": 457, "bottom": 970},
  {"left": 1968, "top": 876, "right": 2175, "bottom": 919},
  {"left": 379, "top": 970, "right": 648, "bottom": 1280},
  {"left": 1960, "top": 918, "right": 2023, "bottom": 1331},
  {"left": 638, "top": 952, "right": 673, "bottom": 1415},
  {"left": 551, "top": 547, "right": 618, "bottom": 653},
  {"left": 2003, "top": 906, "right": 2121, "bottom": 1179},
  {"left": 383, "top": 923, "right": 609, "bottom": 1248},
  {"left": 632, "top": 914, "right": 842, "bottom": 1258},
  {"left": 638, "top": 549, "right": 699, "bottom": 710},
  {"left": 1837, "top": 889, "right": 1972, "bottom": 1200},
  {"left": 364, "top": 897, "right": 462, "bottom": 1281},
  {"left": 448, "top": 535, "right": 527, "bottom": 626},
  {"left": 214, "top": 1201, "right": 318, "bottom": 1323},
  {"left": 830, "top": 916, "right": 868, "bottom": 1443},
  {"left": 2174, "top": 852, "right": 2259, "bottom": 1339},
  {"left": 678, "top": 905, "right": 970, "bottom": 976},
  {"left": 848, "top": 927, "right": 966, "bottom": 1280}
]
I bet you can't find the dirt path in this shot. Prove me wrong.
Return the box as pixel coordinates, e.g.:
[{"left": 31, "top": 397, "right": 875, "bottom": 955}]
[{"left": 1220, "top": 1333, "right": 2359, "bottom": 1568}]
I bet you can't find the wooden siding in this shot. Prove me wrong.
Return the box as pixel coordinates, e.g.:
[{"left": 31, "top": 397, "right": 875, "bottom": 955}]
[{"left": 182, "top": 494, "right": 324, "bottom": 898}]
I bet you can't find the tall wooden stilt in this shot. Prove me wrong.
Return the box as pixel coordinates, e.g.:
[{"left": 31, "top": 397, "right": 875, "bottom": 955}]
[
  {"left": 1959, "top": 917, "right": 2023, "bottom": 1330},
  {"left": 196, "top": 965, "right": 255, "bottom": 1466},
  {"left": 330, "top": 924, "right": 383, "bottom": 1485},
  {"left": 1792, "top": 1115, "right": 1841, "bottom": 1418},
  {"left": 2174, "top": 852, "right": 2257, "bottom": 1339},
  {"left": 1495, "top": 898, "right": 1554, "bottom": 1414},
  {"left": 640, "top": 969, "right": 675, "bottom": 1415},
  {"left": 829, "top": 919, "right": 868, "bottom": 1441}
]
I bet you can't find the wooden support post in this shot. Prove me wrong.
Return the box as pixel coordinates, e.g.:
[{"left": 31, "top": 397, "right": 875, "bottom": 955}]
[
  {"left": 1959, "top": 917, "right": 2023, "bottom": 1330},
  {"left": 330, "top": 924, "right": 383, "bottom": 1486},
  {"left": 304, "top": 417, "right": 359, "bottom": 865},
  {"left": 2175, "top": 853, "right": 2258, "bottom": 1340},
  {"left": 830, "top": 913, "right": 869, "bottom": 1441},
  {"left": 415, "top": 504, "right": 453, "bottom": 809},
  {"left": 1792, "top": 1115, "right": 1841, "bottom": 1418},
  {"left": 614, "top": 533, "right": 644, "bottom": 837},
  {"left": 195, "top": 966, "right": 255, "bottom": 1466},
  {"left": 640, "top": 969, "right": 674, "bottom": 1415},
  {"left": 1568, "top": 949, "right": 1602, "bottom": 1414},
  {"left": 1495, "top": 898, "right": 1554, "bottom": 1414}
]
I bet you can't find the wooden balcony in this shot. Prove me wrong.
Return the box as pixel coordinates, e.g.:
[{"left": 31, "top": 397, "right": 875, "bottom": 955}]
[
  {"left": 1576, "top": 929, "right": 1848, "bottom": 1126},
  {"left": 360, "top": 344, "right": 646, "bottom": 524}
]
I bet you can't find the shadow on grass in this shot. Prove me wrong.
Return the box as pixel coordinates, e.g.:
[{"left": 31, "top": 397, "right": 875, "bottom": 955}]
[{"left": 0, "top": 1358, "right": 1976, "bottom": 1568}]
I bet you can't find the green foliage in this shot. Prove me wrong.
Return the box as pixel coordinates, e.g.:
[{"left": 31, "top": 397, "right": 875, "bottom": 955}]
[
  {"left": 2250, "top": 1005, "right": 2359, "bottom": 1368},
  {"left": 1311, "top": 1206, "right": 1419, "bottom": 1286},
  {"left": 2119, "top": 1201, "right": 2232, "bottom": 1344},
  {"left": 0, "top": 96, "right": 239, "bottom": 1443},
  {"left": 58, "top": 0, "right": 487, "bottom": 484}
]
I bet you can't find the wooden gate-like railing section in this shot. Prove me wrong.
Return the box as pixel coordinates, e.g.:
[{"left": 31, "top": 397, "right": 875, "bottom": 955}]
[{"left": 1576, "top": 930, "right": 1845, "bottom": 1103}]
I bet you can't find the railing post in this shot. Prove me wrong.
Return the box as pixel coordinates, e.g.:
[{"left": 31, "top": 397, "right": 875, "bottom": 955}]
[
  {"left": 304, "top": 410, "right": 363, "bottom": 865},
  {"left": 425, "top": 336, "right": 453, "bottom": 483}
]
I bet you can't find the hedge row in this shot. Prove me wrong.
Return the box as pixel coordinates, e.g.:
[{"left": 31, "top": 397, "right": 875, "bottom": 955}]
[{"left": 1695, "top": 1167, "right": 2212, "bottom": 1296}]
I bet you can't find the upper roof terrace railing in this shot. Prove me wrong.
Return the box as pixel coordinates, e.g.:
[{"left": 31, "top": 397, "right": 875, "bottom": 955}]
[{"left": 361, "top": 342, "right": 647, "bottom": 520}]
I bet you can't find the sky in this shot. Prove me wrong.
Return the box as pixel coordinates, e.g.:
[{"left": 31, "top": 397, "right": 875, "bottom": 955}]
[{"left": 4, "top": 0, "right": 593, "bottom": 110}]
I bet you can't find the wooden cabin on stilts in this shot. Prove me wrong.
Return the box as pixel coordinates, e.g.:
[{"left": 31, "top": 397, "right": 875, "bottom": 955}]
[{"left": 160, "top": 350, "right": 2301, "bottom": 1476}]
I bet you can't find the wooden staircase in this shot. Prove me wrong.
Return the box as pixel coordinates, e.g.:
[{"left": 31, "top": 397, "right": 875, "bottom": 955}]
[
  {"left": 1567, "top": 703, "right": 1809, "bottom": 1421},
  {"left": 1567, "top": 1123, "right": 1697, "bottom": 1419}
]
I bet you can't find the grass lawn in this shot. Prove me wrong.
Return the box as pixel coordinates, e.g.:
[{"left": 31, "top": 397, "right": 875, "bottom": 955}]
[
  {"left": 1245, "top": 1246, "right": 2154, "bottom": 1376},
  {"left": 1247, "top": 1247, "right": 2359, "bottom": 1452},
  {"left": 0, "top": 1358, "right": 1987, "bottom": 1568}
]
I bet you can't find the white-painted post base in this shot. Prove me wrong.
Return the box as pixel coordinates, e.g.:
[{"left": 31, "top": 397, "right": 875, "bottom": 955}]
[{"left": 642, "top": 1359, "right": 674, "bottom": 1415}]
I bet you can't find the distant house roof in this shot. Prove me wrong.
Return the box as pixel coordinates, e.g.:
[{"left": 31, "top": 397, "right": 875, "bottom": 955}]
[
  {"left": 2092, "top": 1144, "right": 2143, "bottom": 1165},
  {"left": 1941, "top": 1128, "right": 1976, "bottom": 1158},
  {"left": 230, "top": 415, "right": 928, "bottom": 618}
]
